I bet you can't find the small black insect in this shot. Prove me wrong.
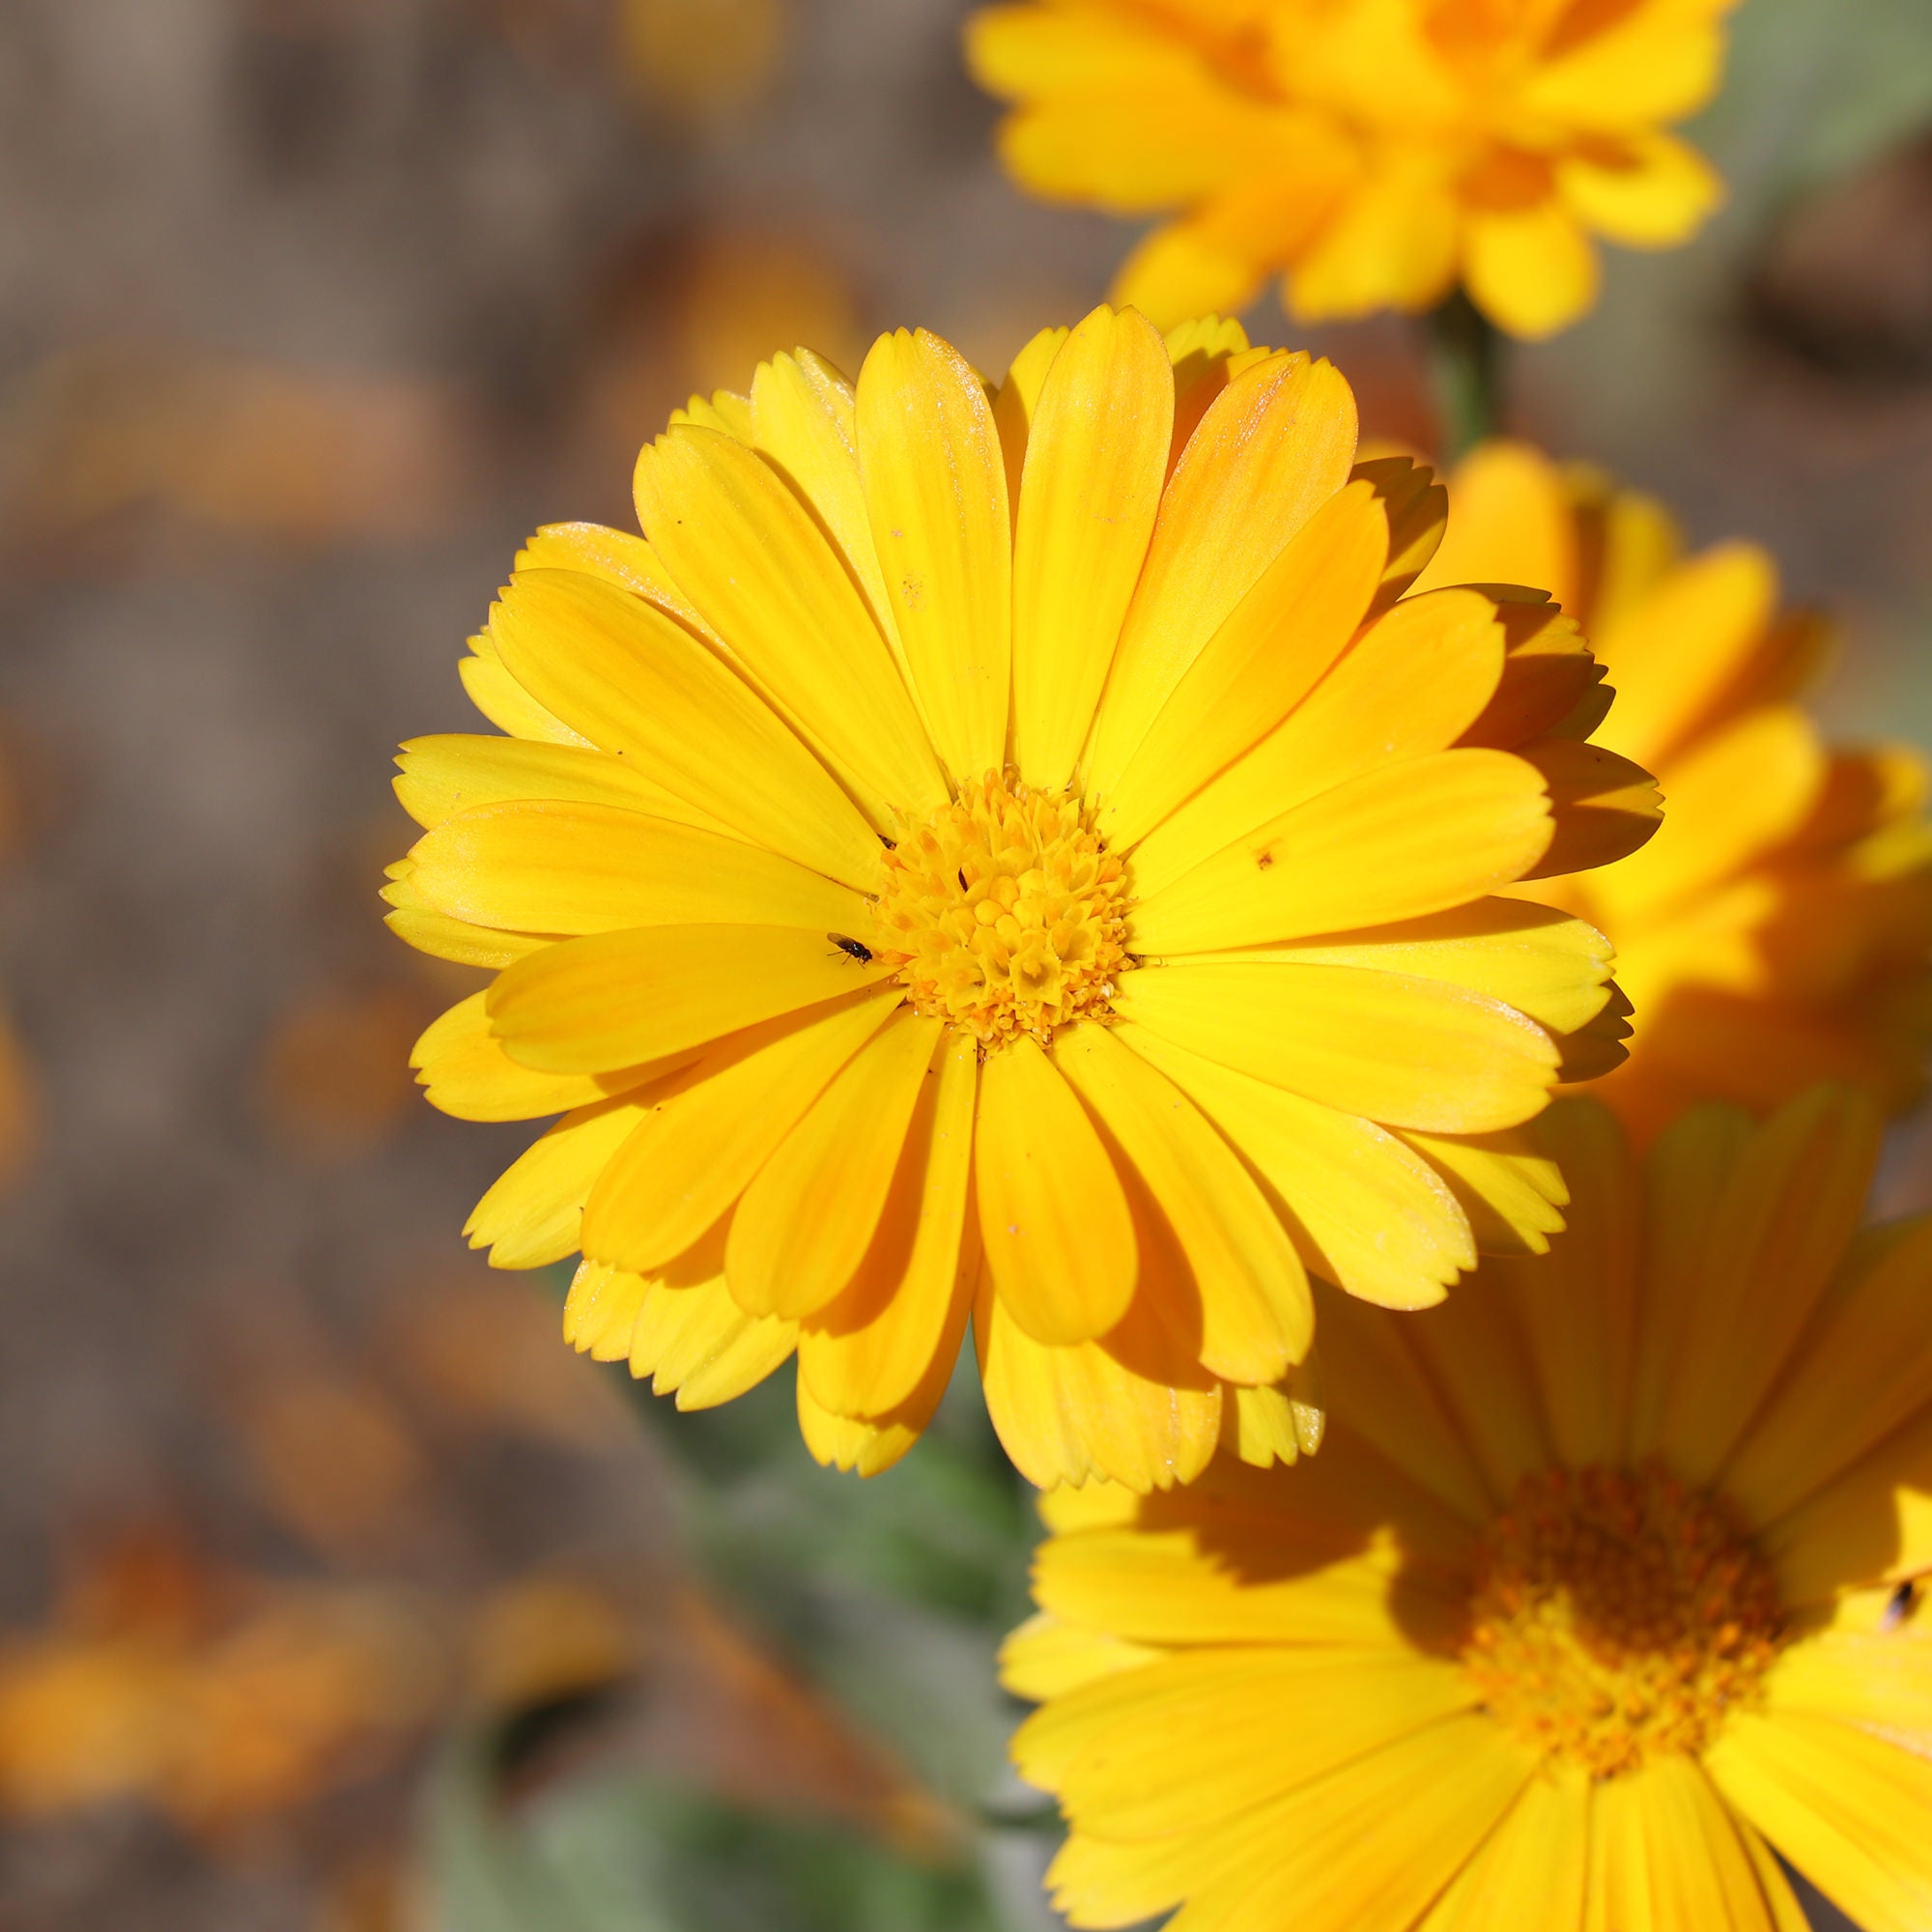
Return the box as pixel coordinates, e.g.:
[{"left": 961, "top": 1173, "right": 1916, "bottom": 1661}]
[
  {"left": 828, "top": 933, "right": 873, "bottom": 964},
  {"left": 957, "top": 867, "right": 970, "bottom": 892}
]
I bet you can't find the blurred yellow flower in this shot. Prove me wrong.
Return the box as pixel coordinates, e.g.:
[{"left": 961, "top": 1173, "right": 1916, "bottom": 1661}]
[
  {"left": 967, "top": 0, "right": 1736, "bottom": 338},
  {"left": 386, "top": 308, "right": 1660, "bottom": 1490},
  {"left": 1006, "top": 1088, "right": 1932, "bottom": 1932},
  {"left": 1416, "top": 440, "right": 1932, "bottom": 1141}
]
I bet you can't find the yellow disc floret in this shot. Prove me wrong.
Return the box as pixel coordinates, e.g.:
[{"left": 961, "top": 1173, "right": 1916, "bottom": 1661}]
[
  {"left": 876, "top": 773, "right": 1132, "bottom": 1050},
  {"left": 1461, "top": 1463, "right": 1785, "bottom": 1777}
]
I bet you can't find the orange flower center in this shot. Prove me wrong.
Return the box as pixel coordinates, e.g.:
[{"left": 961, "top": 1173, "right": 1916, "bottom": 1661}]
[
  {"left": 1460, "top": 1462, "right": 1785, "bottom": 1776},
  {"left": 875, "top": 773, "right": 1132, "bottom": 1050}
]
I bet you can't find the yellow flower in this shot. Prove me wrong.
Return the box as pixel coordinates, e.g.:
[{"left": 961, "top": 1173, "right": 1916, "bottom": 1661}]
[
  {"left": 1415, "top": 440, "right": 1932, "bottom": 1142},
  {"left": 1006, "top": 1087, "right": 1932, "bottom": 1931},
  {"left": 967, "top": 0, "right": 1735, "bottom": 338},
  {"left": 385, "top": 308, "right": 1660, "bottom": 1489}
]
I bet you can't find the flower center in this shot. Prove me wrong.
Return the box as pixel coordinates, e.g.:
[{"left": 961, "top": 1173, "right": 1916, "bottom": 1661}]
[
  {"left": 875, "top": 773, "right": 1132, "bottom": 1050},
  {"left": 1460, "top": 1463, "right": 1785, "bottom": 1776}
]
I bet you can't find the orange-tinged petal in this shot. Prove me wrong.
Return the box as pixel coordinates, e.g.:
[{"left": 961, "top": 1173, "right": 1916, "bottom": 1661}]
[
  {"left": 1102, "top": 476, "right": 1388, "bottom": 847},
  {"left": 1521, "top": 10, "right": 1729, "bottom": 128},
  {"left": 856, "top": 327, "right": 1012, "bottom": 781},
  {"left": 725, "top": 1010, "right": 943, "bottom": 1319},
  {"left": 409, "top": 801, "right": 869, "bottom": 936},
  {"left": 1113, "top": 220, "right": 1269, "bottom": 334},
  {"left": 486, "top": 923, "right": 898, "bottom": 1075},
  {"left": 1115, "top": 959, "right": 1560, "bottom": 1134},
  {"left": 1410, "top": 440, "right": 1576, "bottom": 610},
  {"left": 798, "top": 1029, "right": 979, "bottom": 1417},
  {"left": 1287, "top": 160, "right": 1460, "bottom": 323},
  {"left": 1559, "top": 131, "right": 1723, "bottom": 247},
  {"left": 1086, "top": 353, "right": 1359, "bottom": 797},
  {"left": 1131, "top": 749, "right": 1553, "bottom": 953},
  {"left": 1010, "top": 305, "right": 1172, "bottom": 791},
  {"left": 633, "top": 425, "right": 947, "bottom": 826},
  {"left": 488, "top": 569, "right": 880, "bottom": 891},
  {"left": 976, "top": 1037, "right": 1137, "bottom": 1346},
  {"left": 580, "top": 988, "right": 900, "bottom": 1274},
  {"left": 1055, "top": 1022, "right": 1310, "bottom": 1382}
]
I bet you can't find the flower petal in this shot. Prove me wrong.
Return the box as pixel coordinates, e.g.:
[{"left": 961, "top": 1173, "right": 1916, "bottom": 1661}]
[
  {"left": 466, "top": 1093, "right": 658, "bottom": 1269},
  {"left": 856, "top": 327, "right": 1012, "bottom": 781},
  {"left": 1009, "top": 304, "right": 1172, "bottom": 791},
  {"left": 487, "top": 923, "right": 898, "bottom": 1074},
  {"left": 975, "top": 1037, "right": 1138, "bottom": 1346},
  {"left": 726, "top": 1010, "right": 944, "bottom": 1319}
]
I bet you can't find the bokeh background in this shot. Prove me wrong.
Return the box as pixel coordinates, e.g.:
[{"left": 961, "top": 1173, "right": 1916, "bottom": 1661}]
[{"left": 1, "top": 1, "right": 1930, "bottom": 1926}]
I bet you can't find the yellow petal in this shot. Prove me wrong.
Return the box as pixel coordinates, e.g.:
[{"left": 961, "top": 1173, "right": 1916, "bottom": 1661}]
[
  {"left": 997, "top": 1613, "right": 1160, "bottom": 1703},
  {"left": 1053, "top": 1023, "right": 1310, "bottom": 1382},
  {"left": 796, "top": 1376, "right": 928, "bottom": 1477},
  {"left": 1129, "top": 584, "right": 1505, "bottom": 898},
  {"left": 1113, "top": 220, "right": 1269, "bottom": 333},
  {"left": 1463, "top": 201, "right": 1600, "bottom": 342},
  {"left": 412, "top": 989, "right": 678, "bottom": 1122},
  {"left": 748, "top": 351, "right": 898, "bottom": 649},
  {"left": 1354, "top": 453, "right": 1446, "bottom": 616},
  {"left": 627, "top": 1234, "right": 799, "bottom": 1408},
  {"left": 1121, "top": 1023, "right": 1475, "bottom": 1310},
  {"left": 458, "top": 643, "right": 586, "bottom": 746},
  {"left": 1086, "top": 353, "right": 1359, "bottom": 798},
  {"left": 1591, "top": 541, "right": 1778, "bottom": 770},
  {"left": 1026, "top": 1645, "right": 1475, "bottom": 1841},
  {"left": 409, "top": 801, "right": 870, "bottom": 938},
  {"left": 514, "top": 520, "right": 715, "bottom": 640},
  {"left": 633, "top": 426, "right": 947, "bottom": 827},
  {"left": 1765, "top": 1627, "right": 1932, "bottom": 1746},
  {"left": 1522, "top": 11, "right": 1729, "bottom": 127},
  {"left": 855, "top": 327, "right": 1012, "bottom": 782},
  {"left": 580, "top": 987, "right": 900, "bottom": 1273},
  {"left": 1410, "top": 439, "right": 1575, "bottom": 608},
  {"left": 1252, "top": 898, "right": 1615, "bottom": 1037},
  {"left": 1648, "top": 1087, "right": 1881, "bottom": 1485},
  {"left": 975, "top": 1037, "right": 1138, "bottom": 1347},
  {"left": 1420, "top": 1763, "right": 1590, "bottom": 1931},
  {"left": 1115, "top": 958, "right": 1559, "bottom": 1134},
  {"left": 1131, "top": 748, "right": 1553, "bottom": 953},
  {"left": 563, "top": 1258, "right": 649, "bottom": 1360},
  {"left": 1724, "top": 1214, "right": 1932, "bottom": 1529},
  {"left": 725, "top": 1011, "right": 943, "bottom": 1319},
  {"left": 1517, "top": 737, "right": 1663, "bottom": 878},
  {"left": 489, "top": 569, "right": 880, "bottom": 891},
  {"left": 1166, "top": 1717, "right": 1534, "bottom": 1932},
  {"left": 1399, "top": 1124, "right": 1568, "bottom": 1257},
  {"left": 1102, "top": 476, "right": 1388, "bottom": 847},
  {"left": 965, "top": 2, "right": 1215, "bottom": 99},
  {"left": 1587, "top": 1755, "right": 1796, "bottom": 1932},
  {"left": 797, "top": 1029, "right": 978, "bottom": 1416},
  {"left": 1558, "top": 132, "right": 1723, "bottom": 248},
  {"left": 990, "top": 325, "right": 1068, "bottom": 517},
  {"left": 974, "top": 1270, "right": 1220, "bottom": 1492},
  {"left": 466, "top": 1093, "right": 657, "bottom": 1268},
  {"left": 394, "top": 732, "right": 737, "bottom": 838},
  {"left": 1009, "top": 304, "right": 1172, "bottom": 790},
  {"left": 1706, "top": 1712, "right": 1932, "bottom": 1932},
  {"left": 384, "top": 904, "right": 546, "bottom": 972},
  {"left": 486, "top": 923, "right": 898, "bottom": 1074}
]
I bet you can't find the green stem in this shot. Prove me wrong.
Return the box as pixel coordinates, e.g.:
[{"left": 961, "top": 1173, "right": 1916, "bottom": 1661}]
[{"left": 1422, "top": 289, "right": 1502, "bottom": 460}]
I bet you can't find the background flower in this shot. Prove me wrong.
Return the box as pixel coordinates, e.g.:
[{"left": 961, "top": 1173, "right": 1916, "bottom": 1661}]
[
  {"left": 1415, "top": 439, "right": 1932, "bottom": 1141},
  {"left": 1007, "top": 1088, "right": 1932, "bottom": 1931},
  {"left": 967, "top": 0, "right": 1737, "bottom": 338},
  {"left": 388, "top": 310, "right": 1661, "bottom": 1492}
]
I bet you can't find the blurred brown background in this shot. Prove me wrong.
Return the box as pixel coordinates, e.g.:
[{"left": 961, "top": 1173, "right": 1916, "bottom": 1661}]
[{"left": 0, "top": 0, "right": 1929, "bottom": 1926}]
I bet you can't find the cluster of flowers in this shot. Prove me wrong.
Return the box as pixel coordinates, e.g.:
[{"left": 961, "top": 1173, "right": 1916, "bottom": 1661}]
[{"left": 383, "top": 4, "right": 1932, "bottom": 1925}]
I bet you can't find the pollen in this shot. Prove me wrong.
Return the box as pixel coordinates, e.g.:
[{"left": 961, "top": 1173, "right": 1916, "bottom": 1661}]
[
  {"left": 1460, "top": 1463, "right": 1785, "bottom": 1777},
  {"left": 876, "top": 772, "right": 1133, "bottom": 1050}
]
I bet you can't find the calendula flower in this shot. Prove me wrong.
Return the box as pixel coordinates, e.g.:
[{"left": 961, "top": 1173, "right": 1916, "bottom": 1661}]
[
  {"left": 967, "top": 0, "right": 1735, "bottom": 339},
  {"left": 385, "top": 308, "right": 1659, "bottom": 1488},
  {"left": 1007, "top": 1087, "right": 1932, "bottom": 1931},
  {"left": 1416, "top": 440, "right": 1932, "bottom": 1141}
]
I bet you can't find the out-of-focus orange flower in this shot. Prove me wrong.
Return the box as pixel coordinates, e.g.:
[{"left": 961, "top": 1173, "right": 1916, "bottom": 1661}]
[
  {"left": 1416, "top": 440, "right": 1932, "bottom": 1141},
  {"left": 0, "top": 1526, "right": 442, "bottom": 1833},
  {"left": 0, "top": 348, "right": 475, "bottom": 553},
  {"left": 259, "top": 983, "right": 435, "bottom": 1154},
  {"left": 967, "top": 0, "right": 1736, "bottom": 338},
  {"left": 617, "top": 0, "right": 788, "bottom": 124},
  {"left": 0, "top": 1004, "right": 32, "bottom": 1191}
]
